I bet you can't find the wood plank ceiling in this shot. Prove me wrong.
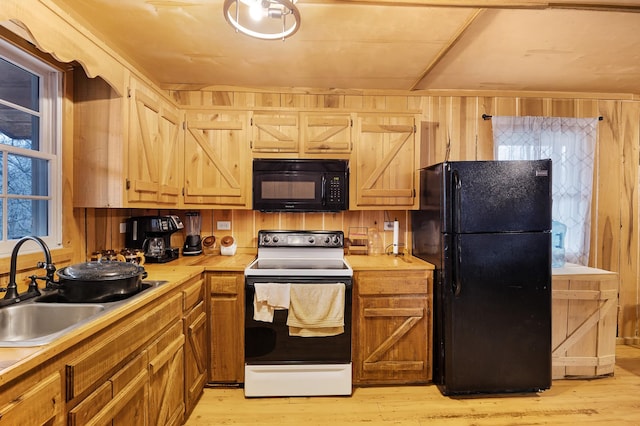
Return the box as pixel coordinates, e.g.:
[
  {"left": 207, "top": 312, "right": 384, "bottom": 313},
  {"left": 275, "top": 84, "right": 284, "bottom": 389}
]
[{"left": 18, "top": 1, "right": 640, "bottom": 95}]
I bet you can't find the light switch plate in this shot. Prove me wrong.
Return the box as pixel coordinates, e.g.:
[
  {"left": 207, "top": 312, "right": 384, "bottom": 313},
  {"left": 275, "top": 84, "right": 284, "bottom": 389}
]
[
  {"left": 383, "top": 221, "right": 394, "bottom": 231},
  {"left": 119, "top": 223, "right": 127, "bottom": 233},
  {"left": 217, "top": 221, "right": 231, "bottom": 230}
]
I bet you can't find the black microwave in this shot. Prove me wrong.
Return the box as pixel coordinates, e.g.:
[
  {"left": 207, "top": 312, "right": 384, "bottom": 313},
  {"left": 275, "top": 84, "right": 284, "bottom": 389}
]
[{"left": 253, "top": 159, "right": 349, "bottom": 212}]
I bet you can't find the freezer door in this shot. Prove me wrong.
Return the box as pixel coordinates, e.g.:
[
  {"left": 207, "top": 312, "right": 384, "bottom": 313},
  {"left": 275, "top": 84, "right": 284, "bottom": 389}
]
[
  {"left": 444, "top": 160, "right": 552, "bottom": 234},
  {"left": 440, "top": 231, "right": 551, "bottom": 394}
]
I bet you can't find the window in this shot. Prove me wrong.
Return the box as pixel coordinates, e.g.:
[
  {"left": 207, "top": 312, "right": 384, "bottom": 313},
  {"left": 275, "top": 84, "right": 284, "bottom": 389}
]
[
  {"left": 492, "top": 116, "right": 598, "bottom": 265},
  {"left": 0, "top": 39, "right": 61, "bottom": 255}
]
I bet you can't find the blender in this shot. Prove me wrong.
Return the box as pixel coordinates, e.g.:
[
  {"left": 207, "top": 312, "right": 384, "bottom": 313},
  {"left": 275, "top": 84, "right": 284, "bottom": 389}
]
[{"left": 183, "top": 212, "right": 203, "bottom": 256}]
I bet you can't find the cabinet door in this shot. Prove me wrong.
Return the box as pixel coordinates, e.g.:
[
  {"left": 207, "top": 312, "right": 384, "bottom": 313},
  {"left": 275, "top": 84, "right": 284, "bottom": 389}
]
[
  {"left": 301, "top": 112, "right": 353, "bottom": 155},
  {"left": 353, "top": 270, "right": 431, "bottom": 385},
  {"left": 68, "top": 353, "right": 148, "bottom": 426},
  {"left": 184, "top": 300, "right": 207, "bottom": 416},
  {"left": 208, "top": 272, "right": 245, "bottom": 383},
  {"left": 127, "top": 78, "right": 181, "bottom": 206},
  {"left": 157, "top": 102, "right": 182, "bottom": 204},
  {"left": 353, "top": 114, "right": 417, "bottom": 208},
  {"left": 148, "top": 321, "right": 185, "bottom": 426},
  {"left": 251, "top": 111, "right": 299, "bottom": 153},
  {"left": 184, "top": 111, "right": 250, "bottom": 207}
]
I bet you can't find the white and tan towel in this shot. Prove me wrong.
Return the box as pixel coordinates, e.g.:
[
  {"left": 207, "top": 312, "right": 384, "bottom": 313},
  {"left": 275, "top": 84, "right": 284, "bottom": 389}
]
[
  {"left": 253, "top": 283, "right": 291, "bottom": 322},
  {"left": 286, "top": 283, "right": 345, "bottom": 337}
]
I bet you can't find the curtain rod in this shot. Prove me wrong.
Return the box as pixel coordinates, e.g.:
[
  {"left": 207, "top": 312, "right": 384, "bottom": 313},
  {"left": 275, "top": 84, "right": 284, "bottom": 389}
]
[{"left": 482, "top": 114, "right": 603, "bottom": 121}]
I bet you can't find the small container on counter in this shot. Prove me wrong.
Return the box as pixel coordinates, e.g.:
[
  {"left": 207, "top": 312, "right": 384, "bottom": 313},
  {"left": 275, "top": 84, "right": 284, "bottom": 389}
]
[
  {"left": 202, "top": 235, "right": 216, "bottom": 255},
  {"left": 220, "top": 236, "right": 237, "bottom": 256}
]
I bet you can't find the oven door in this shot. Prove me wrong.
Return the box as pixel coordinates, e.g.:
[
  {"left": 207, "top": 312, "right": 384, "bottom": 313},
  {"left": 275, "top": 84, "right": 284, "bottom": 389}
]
[{"left": 245, "top": 276, "right": 352, "bottom": 364}]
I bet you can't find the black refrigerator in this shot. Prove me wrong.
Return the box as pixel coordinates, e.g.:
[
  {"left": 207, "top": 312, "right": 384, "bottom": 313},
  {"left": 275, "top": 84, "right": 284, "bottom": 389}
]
[{"left": 412, "top": 160, "right": 552, "bottom": 395}]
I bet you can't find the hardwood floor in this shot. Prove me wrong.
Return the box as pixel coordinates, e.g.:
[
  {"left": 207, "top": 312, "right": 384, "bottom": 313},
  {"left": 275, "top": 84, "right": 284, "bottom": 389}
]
[{"left": 185, "top": 344, "right": 640, "bottom": 425}]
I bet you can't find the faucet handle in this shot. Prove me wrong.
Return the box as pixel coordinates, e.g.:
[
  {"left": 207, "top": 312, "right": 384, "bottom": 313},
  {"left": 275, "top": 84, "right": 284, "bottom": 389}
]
[{"left": 28, "top": 275, "right": 40, "bottom": 290}]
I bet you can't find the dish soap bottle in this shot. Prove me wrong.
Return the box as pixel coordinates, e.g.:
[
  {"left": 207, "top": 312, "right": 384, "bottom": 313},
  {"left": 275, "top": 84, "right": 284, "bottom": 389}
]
[{"left": 551, "top": 220, "right": 566, "bottom": 268}]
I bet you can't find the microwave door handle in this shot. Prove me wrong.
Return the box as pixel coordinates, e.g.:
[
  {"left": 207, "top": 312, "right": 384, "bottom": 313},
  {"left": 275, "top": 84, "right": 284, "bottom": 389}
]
[{"left": 321, "top": 175, "right": 327, "bottom": 206}]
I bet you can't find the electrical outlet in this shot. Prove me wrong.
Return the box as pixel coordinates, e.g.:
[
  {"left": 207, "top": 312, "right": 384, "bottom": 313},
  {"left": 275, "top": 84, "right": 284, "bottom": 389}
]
[
  {"left": 384, "top": 221, "right": 394, "bottom": 231},
  {"left": 119, "top": 223, "right": 127, "bottom": 233},
  {"left": 217, "top": 221, "right": 231, "bottom": 230}
]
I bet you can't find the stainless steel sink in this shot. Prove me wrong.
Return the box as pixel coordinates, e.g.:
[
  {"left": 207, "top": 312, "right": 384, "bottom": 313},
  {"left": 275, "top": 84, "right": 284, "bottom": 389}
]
[
  {"left": 0, "top": 303, "right": 105, "bottom": 347},
  {"left": 0, "top": 280, "right": 169, "bottom": 347}
]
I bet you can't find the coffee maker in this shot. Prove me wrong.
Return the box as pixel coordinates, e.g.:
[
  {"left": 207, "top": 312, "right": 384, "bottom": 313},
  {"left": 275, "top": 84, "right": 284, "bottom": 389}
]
[
  {"left": 183, "top": 212, "right": 202, "bottom": 256},
  {"left": 125, "top": 215, "right": 184, "bottom": 263}
]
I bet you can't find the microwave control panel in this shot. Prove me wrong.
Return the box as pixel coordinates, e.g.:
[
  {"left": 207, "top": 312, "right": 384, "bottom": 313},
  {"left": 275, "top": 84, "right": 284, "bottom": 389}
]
[{"left": 326, "top": 174, "right": 344, "bottom": 203}]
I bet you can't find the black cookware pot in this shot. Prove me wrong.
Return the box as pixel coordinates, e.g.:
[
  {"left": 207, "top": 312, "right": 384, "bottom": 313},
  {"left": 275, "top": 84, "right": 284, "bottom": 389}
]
[{"left": 54, "top": 261, "right": 147, "bottom": 302}]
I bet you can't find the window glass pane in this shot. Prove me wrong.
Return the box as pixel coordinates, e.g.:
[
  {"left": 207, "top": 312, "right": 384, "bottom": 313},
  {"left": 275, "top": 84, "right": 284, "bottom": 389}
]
[
  {"left": 8, "top": 154, "right": 48, "bottom": 196},
  {"left": 0, "top": 57, "right": 39, "bottom": 111},
  {"left": 0, "top": 104, "right": 39, "bottom": 150},
  {"left": 8, "top": 199, "right": 48, "bottom": 239},
  {"left": 0, "top": 152, "right": 2, "bottom": 194},
  {"left": 0, "top": 199, "right": 3, "bottom": 240}
]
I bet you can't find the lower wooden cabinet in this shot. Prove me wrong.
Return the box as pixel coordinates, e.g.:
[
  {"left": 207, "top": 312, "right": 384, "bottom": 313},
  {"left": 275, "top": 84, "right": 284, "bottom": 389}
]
[
  {"left": 0, "top": 372, "right": 62, "bottom": 425},
  {"left": 68, "top": 352, "right": 148, "bottom": 426},
  {"left": 352, "top": 269, "right": 432, "bottom": 385},
  {"left": 206, "top": 272, "right": 245, "bottom": 383},
  {"left": 61, "top": 273, "right": 203, "bottom": 425},
  {"left": 148, "top": 320, "right": 185, "bottom": 426},
  {"left": 552, "top": 266, "right": 619, "bottom": 379},
  {"left": 183, "top": 279, "right": 207, "bottom": 416}
]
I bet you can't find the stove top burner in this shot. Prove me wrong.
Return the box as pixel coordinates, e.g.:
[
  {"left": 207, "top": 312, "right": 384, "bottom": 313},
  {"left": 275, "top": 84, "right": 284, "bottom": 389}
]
[
  {"left": 246, "top": 230, "right": 352, "bottom": 278},
  {"left": 249, "top": 258, "right": 350, "bottom": 270}
]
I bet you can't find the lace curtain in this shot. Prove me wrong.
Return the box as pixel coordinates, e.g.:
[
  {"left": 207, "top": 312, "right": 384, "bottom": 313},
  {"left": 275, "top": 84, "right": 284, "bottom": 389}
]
[{"left": 492, "top": 116, "right": 598, "bottom": 265}]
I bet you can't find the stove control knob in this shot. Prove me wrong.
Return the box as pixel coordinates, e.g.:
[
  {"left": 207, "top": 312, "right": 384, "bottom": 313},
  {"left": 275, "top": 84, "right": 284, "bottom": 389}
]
[
  {"left": 308, "top": 237, "right": 315, "bottom": 244},
  {"left": 332, "top": 236, "right": 340, "bottom": 245},
  {"left": 263, "top": 235, "right": 271, "bottom": 244},
  {"left": 324, "top": 237, "right": 330, "bottom": 244},
  {"left": 272, "top": 236, "right": 279, "bottom": 243}
]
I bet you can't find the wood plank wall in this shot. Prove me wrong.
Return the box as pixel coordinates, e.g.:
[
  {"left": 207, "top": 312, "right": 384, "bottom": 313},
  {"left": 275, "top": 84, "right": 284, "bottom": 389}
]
[{"left": 82, "top": 89, "right": 640, "bottom": 340}]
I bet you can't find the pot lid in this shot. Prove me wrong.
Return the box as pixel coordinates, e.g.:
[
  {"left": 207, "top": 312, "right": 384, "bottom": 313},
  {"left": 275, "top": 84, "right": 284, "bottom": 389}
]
[{"left": 59, "top": 261, "right": 143, "bottom": 280}]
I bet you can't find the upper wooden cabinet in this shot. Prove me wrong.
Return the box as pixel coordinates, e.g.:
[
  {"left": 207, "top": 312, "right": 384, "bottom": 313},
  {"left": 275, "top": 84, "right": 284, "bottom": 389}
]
[
  {"left": 127, "top": 77, "right": 182, "bottom": 205},
  {"left": 301, "top": 112, "right": 353, "bottom": 156},
  {"left": 73, "top": 71, "right": 182, "bottom": 208},
  {"left": 351, "top": 114, "right": 418, "bottom": 209},
  {"left": 251, "top": 111, "right": 299, "bottom": 154},
  {"left": 251, "top": 111, "right": 353, "bottom": 157},
  {"left": 183, "top": 110, "right": 251, "bottom": 208}
]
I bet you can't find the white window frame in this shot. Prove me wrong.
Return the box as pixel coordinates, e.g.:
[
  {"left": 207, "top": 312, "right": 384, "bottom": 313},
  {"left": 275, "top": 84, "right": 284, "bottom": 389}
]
[{"left": 0, "top": 38, "right": 62, "bottom": 256}]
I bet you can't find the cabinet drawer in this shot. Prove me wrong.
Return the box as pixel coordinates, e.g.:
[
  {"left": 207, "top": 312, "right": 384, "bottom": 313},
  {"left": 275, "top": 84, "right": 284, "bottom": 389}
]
[
  {"left": 209, "top": 274, "right": 240, "bottom": 294},
  {"left": 0, "top": 372, "right": 61, "bottom": 425},
  {"left": 183, "top": 278, "right": 204, "bottom": 311},
  {"left": 66, "top": 293, "right": 182, "bottom": 400},
  {"left": 356, "top": 271, "right": 430, "bottom": 295}
]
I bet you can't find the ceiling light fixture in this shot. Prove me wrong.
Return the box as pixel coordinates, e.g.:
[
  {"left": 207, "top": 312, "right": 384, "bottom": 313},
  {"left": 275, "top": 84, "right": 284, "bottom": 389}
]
[{"left": 223, "top": 0, "right": 301, "bottom": 41}]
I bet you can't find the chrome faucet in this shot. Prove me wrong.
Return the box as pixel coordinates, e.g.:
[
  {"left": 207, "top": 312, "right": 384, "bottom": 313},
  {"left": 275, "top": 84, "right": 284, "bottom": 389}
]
[{"left": 0, "top": 236, "right": 57, "bottom": 307}]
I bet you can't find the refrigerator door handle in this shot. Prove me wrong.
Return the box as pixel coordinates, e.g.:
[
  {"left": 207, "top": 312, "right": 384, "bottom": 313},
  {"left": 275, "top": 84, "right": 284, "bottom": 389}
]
[
  {"left": 452, "top": 170, "right": 462, "bottom": 233},
  {"left": 452, "top": 235, "right": 462, "bottom": 297}
]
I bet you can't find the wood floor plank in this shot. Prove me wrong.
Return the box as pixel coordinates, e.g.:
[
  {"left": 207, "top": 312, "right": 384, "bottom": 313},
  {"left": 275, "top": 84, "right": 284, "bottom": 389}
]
[{"left": 185, "top": 344, "right": 640, "bottom": 425}]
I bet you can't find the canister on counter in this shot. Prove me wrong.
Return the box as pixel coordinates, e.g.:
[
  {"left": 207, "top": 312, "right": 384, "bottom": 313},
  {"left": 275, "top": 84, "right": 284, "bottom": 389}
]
[{"left": 202, "top": 235, "right": 216, "bottom": 255}]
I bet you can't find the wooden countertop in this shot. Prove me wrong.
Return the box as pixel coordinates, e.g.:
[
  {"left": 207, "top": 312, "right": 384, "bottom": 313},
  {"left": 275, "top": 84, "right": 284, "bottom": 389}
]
[
  {"left": 346, "top": 254, "right": 434, "bottom": 271},
  {"left": 552, "top": 262, "right": 617, "bottom": 277},
  {"left": 0, "top": 265, "right": 203, "bottom": 386},
  {"left": 171, "top": 252, "right": 435, "bottom": 271}
]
